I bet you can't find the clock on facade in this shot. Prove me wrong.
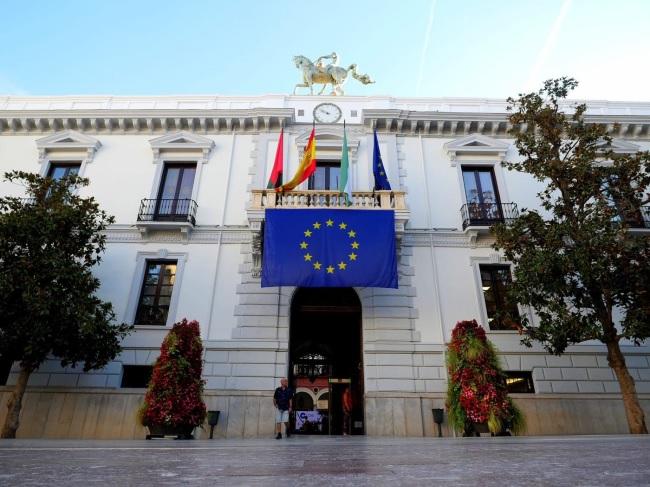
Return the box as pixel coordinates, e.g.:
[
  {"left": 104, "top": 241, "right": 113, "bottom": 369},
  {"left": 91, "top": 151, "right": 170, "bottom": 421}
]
[{"left": 313, "top": 103, "right": 342, "bottom": 123}]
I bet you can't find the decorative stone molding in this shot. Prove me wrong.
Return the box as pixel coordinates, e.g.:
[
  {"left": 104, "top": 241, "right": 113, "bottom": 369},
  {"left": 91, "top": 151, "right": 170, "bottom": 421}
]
[
  {"left": 149, "top": 131, "right": 215, "bottom": 164},
  {"left": 599, "top": 138, "right": 641, "bottom": 154},
  {"left": 35, "top": 130, "right": 101, "bottom": 165},
  {"left": 362, "top": 109, "right": 650, "bottom": 140},
  {"left": 444, "top": 133, "right": 509, "bottom": 163},
  {"left": 1, "top": 108, "right": 295, "bottom": 135}
]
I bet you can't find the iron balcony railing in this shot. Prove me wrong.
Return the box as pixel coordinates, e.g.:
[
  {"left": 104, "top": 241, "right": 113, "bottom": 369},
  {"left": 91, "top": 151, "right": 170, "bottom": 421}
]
[
  {"left": 137, "top": 198, "right": 197, "bottom": 225},
  {"left": 461, "top": 202, "right": 519, "bottom": 230}
]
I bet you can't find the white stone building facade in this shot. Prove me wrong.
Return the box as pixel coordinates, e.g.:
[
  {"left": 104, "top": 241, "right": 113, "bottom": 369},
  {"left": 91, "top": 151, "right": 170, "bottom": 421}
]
[{"left": 0, "top": 94, "right": 649, "bottom": 438}]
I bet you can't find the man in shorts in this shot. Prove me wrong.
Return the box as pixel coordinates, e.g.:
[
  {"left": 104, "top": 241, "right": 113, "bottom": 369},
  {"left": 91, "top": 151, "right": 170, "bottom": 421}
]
[{"left": 273, "top": 378, "right": 294, "bottom": 439}]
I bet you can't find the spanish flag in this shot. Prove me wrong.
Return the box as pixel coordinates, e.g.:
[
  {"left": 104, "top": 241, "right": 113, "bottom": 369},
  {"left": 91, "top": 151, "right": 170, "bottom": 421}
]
[{"left": 280, "top": 128, "right": 316, "bottom": 191}]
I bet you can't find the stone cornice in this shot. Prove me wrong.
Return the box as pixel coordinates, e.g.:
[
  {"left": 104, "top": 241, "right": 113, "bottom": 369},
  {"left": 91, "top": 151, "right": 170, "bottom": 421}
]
[
  {"left": 0, "top": 108, "right": 295, "bottom": 135},
  {"left": 362, "top": 109, "right": 650, "bottom": 139}
]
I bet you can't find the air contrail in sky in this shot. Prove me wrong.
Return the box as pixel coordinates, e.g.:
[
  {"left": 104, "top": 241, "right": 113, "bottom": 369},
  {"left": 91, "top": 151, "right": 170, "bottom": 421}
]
[
  {"left": 524, "top": 0, "right": 573, "bottom": 92},
  {"left": 416, "top": 0, "right": 437, "bottom": 96}
]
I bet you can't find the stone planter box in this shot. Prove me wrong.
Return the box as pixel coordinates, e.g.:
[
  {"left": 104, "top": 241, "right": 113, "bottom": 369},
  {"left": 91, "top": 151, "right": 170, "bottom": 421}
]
[{"left": 146, "top": 424, "right": 195, "bottom": 440}]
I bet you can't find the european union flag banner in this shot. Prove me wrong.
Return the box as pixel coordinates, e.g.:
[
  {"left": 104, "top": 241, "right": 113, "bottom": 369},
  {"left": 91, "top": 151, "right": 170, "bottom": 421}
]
[{"left": 261, "top": 209, "right": 398, "bottom": 288}]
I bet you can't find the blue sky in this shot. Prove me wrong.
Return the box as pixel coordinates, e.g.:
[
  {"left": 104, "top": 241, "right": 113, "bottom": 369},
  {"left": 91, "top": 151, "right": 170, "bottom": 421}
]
[{"left": 1, "top": 0, "right": 648, "bottom": 100}]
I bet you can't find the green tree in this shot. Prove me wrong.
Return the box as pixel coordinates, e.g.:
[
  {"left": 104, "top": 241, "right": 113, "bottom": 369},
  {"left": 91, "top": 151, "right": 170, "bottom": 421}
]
[
  {"left": 494, "top": 78, "right": 650, "bottom": 434},
  {"left": 0, "top": 171, "right": 132, "bottom": 438}
]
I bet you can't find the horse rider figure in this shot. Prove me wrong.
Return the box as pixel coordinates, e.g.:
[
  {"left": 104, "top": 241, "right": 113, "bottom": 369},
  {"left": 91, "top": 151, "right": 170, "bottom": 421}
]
[{"left": 315, "top": 52, "right": 339, "bottom": 76}]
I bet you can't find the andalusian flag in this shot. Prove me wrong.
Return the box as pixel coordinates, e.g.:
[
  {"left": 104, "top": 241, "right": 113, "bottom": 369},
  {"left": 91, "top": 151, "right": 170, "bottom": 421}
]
[
  {"left": 338, "top": 123, "right": 352, "bottom": 205},
  {"left": 267, "top": 128, "right": 284, "bottom": 189},
  {"left": 281, "top": 127, "right": 316, "bottom": 191}
]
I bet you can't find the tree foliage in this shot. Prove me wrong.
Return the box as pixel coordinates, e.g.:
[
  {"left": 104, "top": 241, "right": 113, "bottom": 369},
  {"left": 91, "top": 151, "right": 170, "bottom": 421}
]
[
  {"left": 493, "top": 78, "right": 650, "bottom": 433},
  {"left": 0, "top": 171, "right": 131, "bottom": 437}
]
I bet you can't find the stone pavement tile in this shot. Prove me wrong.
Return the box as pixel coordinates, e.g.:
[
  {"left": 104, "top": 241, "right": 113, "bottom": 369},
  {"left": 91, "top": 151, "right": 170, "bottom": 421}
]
[{"left": 0, "top": 436, "right": 649, "bottom": 486}]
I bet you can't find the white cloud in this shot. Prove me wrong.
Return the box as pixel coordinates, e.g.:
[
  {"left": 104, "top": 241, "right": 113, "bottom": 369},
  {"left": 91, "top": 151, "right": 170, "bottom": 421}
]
[
  {"left": 416, "top": 0, "right": 437, "bottom": 96},
  {"left": 523, "top": 0, "right": 572, "bottom": 92}
]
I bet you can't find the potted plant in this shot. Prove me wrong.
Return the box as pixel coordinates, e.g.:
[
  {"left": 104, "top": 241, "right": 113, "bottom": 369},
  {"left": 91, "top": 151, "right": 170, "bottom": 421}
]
[
  {"left": 446, "top": 320, "right": 524, "bottom": 436},
  {"left": 139, "top": 319, "right": 207, "bottom": 439}
]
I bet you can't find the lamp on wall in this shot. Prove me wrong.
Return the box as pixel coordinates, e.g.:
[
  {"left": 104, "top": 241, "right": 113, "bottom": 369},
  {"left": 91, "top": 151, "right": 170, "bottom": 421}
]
[
  {"left": 432, "top": 408, "right": 444, "bottom": 438},
  {"left": 207, "top": 410, "right": 220, "bottom": 439}
]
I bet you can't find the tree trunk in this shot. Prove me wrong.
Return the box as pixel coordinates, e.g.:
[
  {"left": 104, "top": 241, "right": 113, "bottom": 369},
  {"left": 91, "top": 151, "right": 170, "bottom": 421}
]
[
  {"left": 1, "top": 365, "right": 32, "bottom": 439},
  {"left": 606, "top": 340, "right": 648, "bottom": 434}
]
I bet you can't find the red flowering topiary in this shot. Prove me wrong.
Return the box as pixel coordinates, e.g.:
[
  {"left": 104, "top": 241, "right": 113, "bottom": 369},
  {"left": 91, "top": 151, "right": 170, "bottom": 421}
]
[
  {"left": 139, "top": 319, "right": 206, "bottom": 429},
  {"left": 446, "top": 320, "right": 524, "bottom": 435}
]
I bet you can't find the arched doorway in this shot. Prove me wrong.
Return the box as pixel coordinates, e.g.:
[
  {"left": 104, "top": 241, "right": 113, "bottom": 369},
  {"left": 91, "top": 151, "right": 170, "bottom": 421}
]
[{"left": 289, "top": 287, "right": 364, "bottom": 435}]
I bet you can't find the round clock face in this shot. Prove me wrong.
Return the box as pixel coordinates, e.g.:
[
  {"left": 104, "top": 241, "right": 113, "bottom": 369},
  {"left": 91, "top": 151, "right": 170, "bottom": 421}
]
[{"left": 313, "top": 103, "right": 342, "bottom": 123}]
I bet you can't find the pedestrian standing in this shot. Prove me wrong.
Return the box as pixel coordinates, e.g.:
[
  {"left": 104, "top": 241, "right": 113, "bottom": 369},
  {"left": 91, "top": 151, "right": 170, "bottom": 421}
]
[
  {"left": 273, "top": 378, "right": 294, "bottom": 439},
  {"left": 342, "top": 385, "right": 353, "bottom": 435}
]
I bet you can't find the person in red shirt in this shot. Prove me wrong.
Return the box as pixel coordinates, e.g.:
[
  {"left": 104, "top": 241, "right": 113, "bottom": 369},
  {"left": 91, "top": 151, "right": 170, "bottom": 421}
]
[{"left": 342, "top": 385, "right": 353, "bottom": 435}]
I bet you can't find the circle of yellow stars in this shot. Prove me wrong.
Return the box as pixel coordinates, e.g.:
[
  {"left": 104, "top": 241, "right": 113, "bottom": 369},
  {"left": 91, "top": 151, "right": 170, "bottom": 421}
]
[{"left": 300, "top": 218, "right": 359, "bottom": 274}]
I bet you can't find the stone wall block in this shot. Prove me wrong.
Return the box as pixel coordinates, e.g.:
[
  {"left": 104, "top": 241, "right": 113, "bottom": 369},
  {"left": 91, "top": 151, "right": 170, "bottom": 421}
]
[
  {"left": 571, "top": 355, "right": 598, "bottom": 367},
  {"left": 48, "top": 374, "right": 79, "bottom": 387},
  {"left": 374, "top": 354, "right": 414, "bottom": 366},
  {"left": 586, "top": 367, "right": 613, "bottom": 381},
  {"left": 375, "top": 379, "right": 415, "bottom": 392},
  {"left": 535, "top": 380, "right": 553, "bottom": 393},
  {"left": 502, "top": 355, "right": 521, "bottom": 370},
  {"left": 231, "top": 363, "right": 276, "bottom": 377},
  {"left": 520, "top": 355, "right": 548, "bottom": 369},
  {"left": 603, "top": 381, "right": 621, "bottom": 393},
  {"left": 77, "top": 375, "right": 108, "bottom": 388},
  {"left": 423, "top": 379, "right": 446, "bottom": 393},
  {"left": 417, "top": 367, "right": 440, "bottom": 379},
  {"left": 234, "top": 304, "right": 288, "bottom": 317},
  {"left": 376, "top": 366, "right": 414, "bottom": 379},
  {"left": 208, "top": 363, "right": 232, "bottom": 376},
  {"left": 422, "top": 354, "right": 445, "bottom": 367},
  {"left": 624, "top": 355, "right": 649, "bottom": 368},
  {"left": 542, "top": 368, "right": 563, "bottom": 380},
  {"left": 228, "top": 351, "right": 277, "bottom": 364},
  {"left": 561, "top": 368, "right": 588, "bottom": 380},
  {"left": 545, "top": 356, "right": 572, "bottom": 367},
  {"left": 577, "top": 381, "right": 605, "bottom": 393},
  {"left": 205, "top": 377, "right": 226, "bottom": 389},
  {"left": 551, "top": 381, "right": 579, "bottom": 393}
]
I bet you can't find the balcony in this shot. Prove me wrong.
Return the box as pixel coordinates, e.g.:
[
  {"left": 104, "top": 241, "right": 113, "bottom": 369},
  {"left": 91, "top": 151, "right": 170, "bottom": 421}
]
[
  {"left": 461, "top": 202, "right": 518, "bottom": 231},
  {"left": 246, "top": 189, "right": 410, "bottom": 276},
  {"left": 136, "top": 198, "right": 197, "bottom": 234},
  {"left": 250, "top": 189, "right": 406, "bottom": 211},
  {"left": 627, "top": 205, "right": 650, "bottom": 231}
]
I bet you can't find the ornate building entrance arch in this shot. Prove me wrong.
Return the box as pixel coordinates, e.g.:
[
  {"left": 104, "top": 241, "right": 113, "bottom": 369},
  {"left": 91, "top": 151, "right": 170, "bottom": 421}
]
[{"left": 289, "top": 287, "right": 364, "bottom": 435}]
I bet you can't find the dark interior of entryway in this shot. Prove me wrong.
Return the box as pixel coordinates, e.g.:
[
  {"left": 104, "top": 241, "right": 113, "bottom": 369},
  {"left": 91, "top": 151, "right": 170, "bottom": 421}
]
[{"left": 289, "top": 287, "right": 364, "bottom": 435}]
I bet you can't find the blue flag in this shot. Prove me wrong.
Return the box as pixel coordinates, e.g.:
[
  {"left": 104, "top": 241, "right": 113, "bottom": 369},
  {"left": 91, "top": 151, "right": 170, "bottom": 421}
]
[
  {"left": 373, "top": 130, "right": 392, "bottom": 191},
  {"left": 261, "top": 209, "right": 398, "bottom": 288}
]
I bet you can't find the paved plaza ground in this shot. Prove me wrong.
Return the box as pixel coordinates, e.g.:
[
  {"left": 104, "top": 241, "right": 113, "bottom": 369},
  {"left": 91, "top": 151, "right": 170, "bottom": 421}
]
[{"left": 0, "top": 435, "right": 649, "bottom": 486}]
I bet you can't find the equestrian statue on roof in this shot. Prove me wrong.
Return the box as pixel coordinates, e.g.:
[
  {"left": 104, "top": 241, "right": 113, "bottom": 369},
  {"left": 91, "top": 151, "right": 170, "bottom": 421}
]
[{"left": 292, "top": 52, "right": 375, "bottom": 96}]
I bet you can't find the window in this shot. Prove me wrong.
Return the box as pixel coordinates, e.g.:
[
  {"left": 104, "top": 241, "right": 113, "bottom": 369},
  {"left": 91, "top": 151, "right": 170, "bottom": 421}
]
[
  {"left": 47, "top": 162, "right": 81, "bottom": 180},
  {"left": 462, "top": 166, "right": 503, "bottom": 223},
  {"left": 0, "top": 358, "right": 12, "bottom": 386},
  {"left": 479, "top": 264, "right": 520, "bottom": 331},
  {"left": 503, "top": 371, "right": 535, "bottom": 393},
  {"left": 309, "top": 161, "right": 340, "bottom": 190},
  {"left": 121, "top": 365, "right": 153, "bottom": 388},
  {"left": 155, "top": 163, "right": 196, "bottom": 220},
  {"left": 604, "top": 177, "right": 649, "bottom": 229},
  {"left": 134, "top": 260, "right": 177, "bottom": 326}
]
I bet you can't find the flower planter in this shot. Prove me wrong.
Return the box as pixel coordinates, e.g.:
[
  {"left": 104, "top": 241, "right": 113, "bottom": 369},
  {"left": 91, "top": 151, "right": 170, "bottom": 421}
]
[{"left": 146, "top": 424, "right": 195, "bottom": 440}]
